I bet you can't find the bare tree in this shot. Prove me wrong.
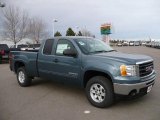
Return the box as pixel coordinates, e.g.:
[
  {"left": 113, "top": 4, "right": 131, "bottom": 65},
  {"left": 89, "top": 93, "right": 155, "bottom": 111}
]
[
  {"left": 2, "top": 6, "right": 29, "bottom": 45},
  {"left": 28, "top": 17, "right": 50, "bottom": 43},
  {"left": 81, "top": 28, "right": 94, "bottom": 37}
]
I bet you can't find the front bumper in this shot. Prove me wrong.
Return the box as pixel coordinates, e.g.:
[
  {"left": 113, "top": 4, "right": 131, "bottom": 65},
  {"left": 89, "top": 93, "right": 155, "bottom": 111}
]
[{"left": 113, "top": 71, "right": 156, "bottom": 95}]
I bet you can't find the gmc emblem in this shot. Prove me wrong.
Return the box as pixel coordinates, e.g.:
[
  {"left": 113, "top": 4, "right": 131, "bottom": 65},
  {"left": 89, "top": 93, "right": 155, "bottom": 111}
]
[{"left": 146, "top": 66, "right": 153, "bottom": 72}]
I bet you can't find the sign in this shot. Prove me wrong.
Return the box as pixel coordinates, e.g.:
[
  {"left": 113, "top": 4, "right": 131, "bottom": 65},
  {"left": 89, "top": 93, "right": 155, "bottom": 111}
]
[
  {"left": 56, "top": 44, "right": 68, "bottom": 54},
  {"left": 100, "top": 23, "right": 111, "bottom": 35}
]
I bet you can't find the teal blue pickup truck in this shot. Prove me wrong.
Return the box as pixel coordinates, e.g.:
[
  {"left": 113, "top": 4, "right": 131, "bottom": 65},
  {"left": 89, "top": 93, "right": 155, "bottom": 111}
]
[{"left": 9, "top": 37, "right": 156, "bottom": 108}]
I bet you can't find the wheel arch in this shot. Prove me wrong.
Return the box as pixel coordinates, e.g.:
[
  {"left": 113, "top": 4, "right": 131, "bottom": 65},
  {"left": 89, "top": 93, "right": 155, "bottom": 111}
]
[
  {"left": 14, "top": 61, "right": 25, "bottom": 73},
  {"left": 83, "top": 70, "right": 113, "bottom": 88}
]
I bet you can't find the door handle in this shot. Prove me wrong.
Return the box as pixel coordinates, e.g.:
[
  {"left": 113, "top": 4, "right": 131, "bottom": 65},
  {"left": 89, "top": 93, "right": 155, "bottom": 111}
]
[{"left": 53, "top": 59, "right": 59, "bottom": 63}]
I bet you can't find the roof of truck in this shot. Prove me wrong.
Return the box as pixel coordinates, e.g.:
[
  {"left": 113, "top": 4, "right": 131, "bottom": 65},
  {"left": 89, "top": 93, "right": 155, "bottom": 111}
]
[{"left": 49, "top": 36, "right": 94, "bottom": 40}]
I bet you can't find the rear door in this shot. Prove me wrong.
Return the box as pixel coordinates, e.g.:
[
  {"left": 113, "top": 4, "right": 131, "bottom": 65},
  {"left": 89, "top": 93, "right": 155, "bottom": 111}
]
[{"left": 38, "top": 39, "right": 56, "bottom": 79}]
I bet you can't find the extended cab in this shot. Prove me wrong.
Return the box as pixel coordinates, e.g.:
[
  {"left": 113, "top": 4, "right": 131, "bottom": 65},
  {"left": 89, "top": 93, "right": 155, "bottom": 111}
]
[{"left": 9, "top": 37, "right": 156, "bottom": 108}]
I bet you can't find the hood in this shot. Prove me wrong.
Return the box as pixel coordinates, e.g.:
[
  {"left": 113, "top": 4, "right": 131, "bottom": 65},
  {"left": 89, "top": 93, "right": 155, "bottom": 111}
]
[{"left": 93, "top": 52, "right": 152, "bottom": 64}]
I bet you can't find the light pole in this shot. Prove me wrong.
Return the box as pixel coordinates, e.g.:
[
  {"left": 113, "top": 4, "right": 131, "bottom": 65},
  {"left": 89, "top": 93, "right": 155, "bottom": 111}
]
[
  {"left": 75, "top": 26, "right": 79, "bottom": 36},
  {"left": 53, "top": 19, "right": 58, "bottom": 37},
  {"left": 0, "top": 2, "right": 5, "bottom": 7}
]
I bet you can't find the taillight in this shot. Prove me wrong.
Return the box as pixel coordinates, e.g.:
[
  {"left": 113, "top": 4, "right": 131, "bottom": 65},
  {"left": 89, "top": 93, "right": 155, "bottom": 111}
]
[
  {"left": 9, "top": 52, "right": 13, "bottom": 59},
  {"left": 9, "top": 52, "right": 14, "bottom": 64},
  {"left": 0, "top": 50, "right": 5, "bottom": 55}
]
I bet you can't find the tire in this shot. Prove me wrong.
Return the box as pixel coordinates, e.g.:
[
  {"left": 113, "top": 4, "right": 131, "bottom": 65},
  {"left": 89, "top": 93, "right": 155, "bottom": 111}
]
[
  {"left": 17, "top": 67, "right": 32, "bottom": 87},
  {"left": 85, "top": 76, "right": 114, "bottom": 108}
]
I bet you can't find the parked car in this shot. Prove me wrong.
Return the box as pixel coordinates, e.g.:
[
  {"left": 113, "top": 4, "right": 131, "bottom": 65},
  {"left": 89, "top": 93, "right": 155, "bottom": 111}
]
[
  {"left": 154, "top": 42, "right": 159, "bottom": 48},
  {"left": 117, "top": 42, "right": 122, "bottom": 47},
  {"left": 151, "top": 41, "right": 155, "bottom": 48},
  {"left": 146, "top": 42, "right": 151, "bottom": 47},
  {"left": 157, "top": 42, "right": 160, "bottom": 49},
  {"left": 26, "top": 44, "right": 41, "bottom": 51},
  {"left": 0, "top": 44, "right": 9, "bottom": 63},
  {"left": 10, "top": 44, "right": 29, "bottom": 51},
  {"left": 122, "top": 41, "right": 129, "bottom": 46},
  {"left": 9, "top": 37, "right": 156, "bottom": 108},
  {"left": 146, "top": 41, "right": 160, "bottom": 49},
  {"left": 134, "top": 41, "right": 140, "bottom": 46},
  {"left": 141, "top": 42, "right": 146, "bottom": 46},
  {"left": 129, "top": 41, "right": 134, "bottom": 46}
]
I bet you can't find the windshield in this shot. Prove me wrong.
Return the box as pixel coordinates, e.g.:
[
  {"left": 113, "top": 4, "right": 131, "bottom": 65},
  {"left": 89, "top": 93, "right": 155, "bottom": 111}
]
[
  {"left": 28, "top": 44, "right": 40, "bottom": 48},
  {"left": 17, "top": 45, "right": 28, "bottom": 48},
  {"left": 34, "top": 44, "right": 41, "bottom": 47},
  {"left": 75, "top": 38, "right": 114, "bottom": 54}
]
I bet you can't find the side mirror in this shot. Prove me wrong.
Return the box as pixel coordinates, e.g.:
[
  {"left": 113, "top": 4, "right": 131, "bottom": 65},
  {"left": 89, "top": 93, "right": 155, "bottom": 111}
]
[{"left": 63, "top": 49, "right": 77, "bottom": 57}]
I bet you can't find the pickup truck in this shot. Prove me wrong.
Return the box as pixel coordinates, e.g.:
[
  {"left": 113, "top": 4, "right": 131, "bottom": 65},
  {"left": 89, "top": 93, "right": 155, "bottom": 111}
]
[
  {"left": 9, "top": 37, "right": 156, "bottom": 108},
  {"left": 10, "top": 44, "right": 29, "bottom": 51},
  {"left": 0, "top": 44, "right": 10, "bottom": 63}
]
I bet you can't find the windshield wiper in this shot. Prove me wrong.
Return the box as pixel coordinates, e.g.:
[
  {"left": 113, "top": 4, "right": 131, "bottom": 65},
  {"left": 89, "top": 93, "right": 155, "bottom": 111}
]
[
  {"left": 107, "top": 50, "right": 117, "bottom": 52},
  {"left": 89, "top": 50, "right": 117, "bottom": 54},
  {"left": 89, "top": 50, "right": 108, "bottom": 54},
  {"left": 90, "top": 50, "right": 108, "bottom": 53}
]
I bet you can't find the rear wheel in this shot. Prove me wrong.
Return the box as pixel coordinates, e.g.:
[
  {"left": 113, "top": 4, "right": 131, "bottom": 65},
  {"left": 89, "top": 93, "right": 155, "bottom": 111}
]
[
  {"left": 17, "top": 67, "right": 32, "bottom": 87},
  {"left": 86, "top": 76, "right": 114, "bottom": 108}
]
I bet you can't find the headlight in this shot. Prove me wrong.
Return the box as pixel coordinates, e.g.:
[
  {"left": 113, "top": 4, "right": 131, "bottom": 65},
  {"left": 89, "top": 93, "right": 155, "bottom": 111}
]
[{"left": 120, "top": 65, "right": 136, "bottom": 76}]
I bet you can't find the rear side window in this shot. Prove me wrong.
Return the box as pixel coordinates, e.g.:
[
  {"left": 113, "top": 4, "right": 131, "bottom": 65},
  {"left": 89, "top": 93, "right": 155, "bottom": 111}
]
[{"left": 43, "top": 39, "right": 54, "bottom": 55}]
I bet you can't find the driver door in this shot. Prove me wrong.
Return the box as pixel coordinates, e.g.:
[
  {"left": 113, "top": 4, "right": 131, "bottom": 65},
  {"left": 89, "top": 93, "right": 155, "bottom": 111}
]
[{"left": 53, "top": 39, "right": 81, "bottom": 85}]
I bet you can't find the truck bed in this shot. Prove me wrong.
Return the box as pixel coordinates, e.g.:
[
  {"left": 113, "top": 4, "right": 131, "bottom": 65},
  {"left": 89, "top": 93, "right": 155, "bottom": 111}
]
[{"left": 11, "top": 51, "right": 39, "bottom": 77}]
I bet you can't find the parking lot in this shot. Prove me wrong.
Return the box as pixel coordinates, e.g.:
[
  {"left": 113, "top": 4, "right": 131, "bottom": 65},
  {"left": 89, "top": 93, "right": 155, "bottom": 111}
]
[{"left": 0, "top": 46, "right": 160, "bottom": 120}]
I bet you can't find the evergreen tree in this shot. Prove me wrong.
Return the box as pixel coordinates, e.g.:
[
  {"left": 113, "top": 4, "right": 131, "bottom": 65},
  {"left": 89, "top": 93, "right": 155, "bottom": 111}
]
[
  {"left": 54, "top": 31, "right": 62, "bottom": 36},
  {"left": 66, "top": 28, "right": 75, "bottom": 36}
]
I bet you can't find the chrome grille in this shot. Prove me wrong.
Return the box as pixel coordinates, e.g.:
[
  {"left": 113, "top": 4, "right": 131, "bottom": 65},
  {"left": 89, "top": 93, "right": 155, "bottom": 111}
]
[{"left": 139, "top": 61, "right": 153, "bottom": 77}]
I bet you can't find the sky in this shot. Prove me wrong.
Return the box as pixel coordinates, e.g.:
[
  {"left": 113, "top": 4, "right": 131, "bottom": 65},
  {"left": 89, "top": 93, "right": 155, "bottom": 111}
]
[{"left": 1, "top": 0, "right": 160, "bottom": 39}]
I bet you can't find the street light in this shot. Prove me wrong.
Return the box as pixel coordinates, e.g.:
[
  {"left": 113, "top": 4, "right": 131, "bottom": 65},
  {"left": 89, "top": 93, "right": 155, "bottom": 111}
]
[
  {"left": 53, "top": 19, "right": 58, "bottom": 37},
  {"left": 75, "top": 26, "right": 79, "bottom": 36},
  {"left": 0, "top": 2, "right": 5, "bottom": 7}
]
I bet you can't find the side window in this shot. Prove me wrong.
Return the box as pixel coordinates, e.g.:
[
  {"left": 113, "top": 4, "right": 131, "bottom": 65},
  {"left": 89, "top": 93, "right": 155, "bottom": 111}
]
[
  {"left": 43, "top": 39, "right": 54, "bottom": 55},
  {"left": 56, "top": 39, "right": 76, "bottom": 56}
]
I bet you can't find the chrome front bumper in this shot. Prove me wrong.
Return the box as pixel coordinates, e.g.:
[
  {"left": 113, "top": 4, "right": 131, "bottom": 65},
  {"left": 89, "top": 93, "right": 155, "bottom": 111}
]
[{"left": 113, "top": 75, "right": 156, "bottom": 95}]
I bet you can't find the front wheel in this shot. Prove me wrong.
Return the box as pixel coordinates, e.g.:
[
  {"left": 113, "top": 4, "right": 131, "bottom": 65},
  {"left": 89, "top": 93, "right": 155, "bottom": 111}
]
[
  {"left": 85, "top": 76, "right": 114, "bottom": 108},
  {"left": 17, "top": 67, "right": 32, "bottom": 87}
]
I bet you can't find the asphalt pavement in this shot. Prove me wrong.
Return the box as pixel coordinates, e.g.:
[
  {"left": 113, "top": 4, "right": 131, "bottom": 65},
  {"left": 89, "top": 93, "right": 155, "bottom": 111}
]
[{"left": 0, "top": 46, "right": 160, "bottom": 120}]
